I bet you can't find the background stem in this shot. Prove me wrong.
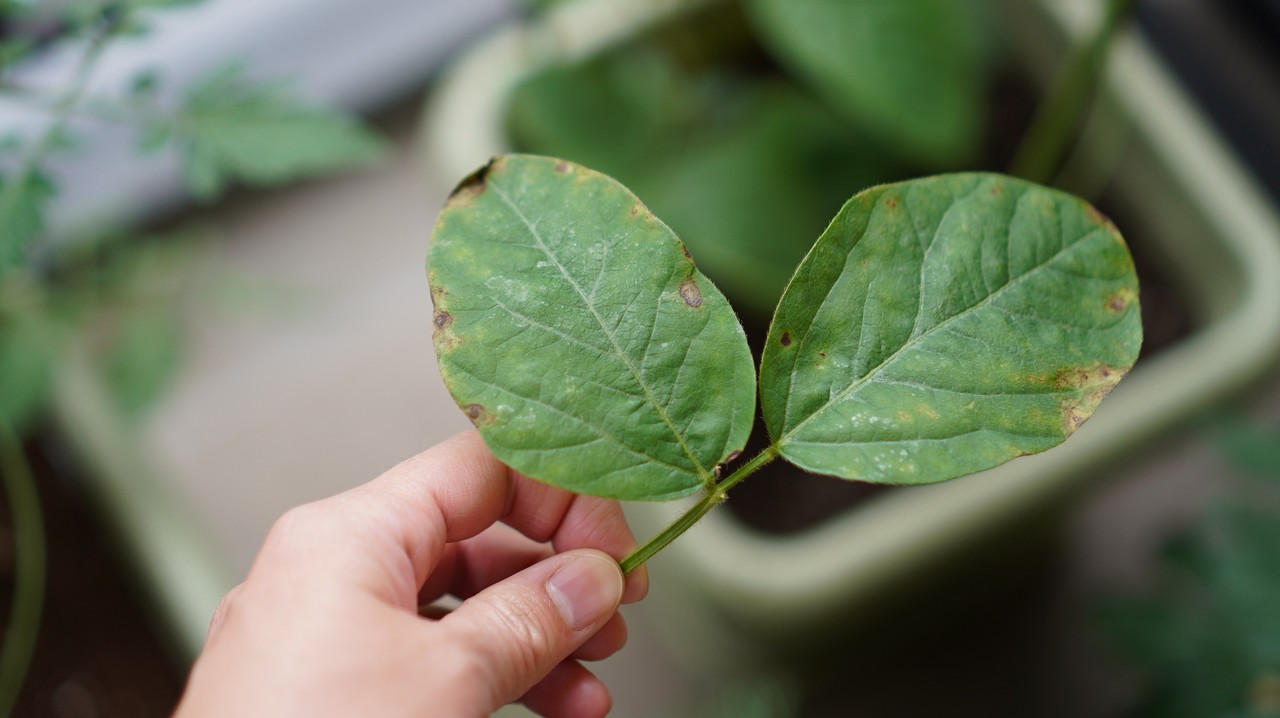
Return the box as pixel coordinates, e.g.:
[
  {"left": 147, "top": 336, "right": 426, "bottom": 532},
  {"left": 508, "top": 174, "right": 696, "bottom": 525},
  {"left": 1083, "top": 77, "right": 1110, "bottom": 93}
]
[
  {"left": 1009, "top": 0, "right": 1136, "bottom": 183},
  {"left": 0, "top": 15, "right": 115, "bottom": 211},
  {"left": 0, "top": 416, "right": 46, "bottom": 715}
]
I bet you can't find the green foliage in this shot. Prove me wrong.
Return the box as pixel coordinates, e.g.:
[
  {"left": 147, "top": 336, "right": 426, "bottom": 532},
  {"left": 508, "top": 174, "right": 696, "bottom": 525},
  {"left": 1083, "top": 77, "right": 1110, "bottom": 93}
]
[
  {"left": 0, "top": 171, "right": 55, "bottom": 274},
  {"left": 103, "top": 304, "right": 183, "bottom": 417},
  {"left": 1098, "top": 427, "right": 1280, "bottom": 718},
  {"left": 428, "top": 156, "right": 1142, "bottom": 513},
  {"left": 0, "top": 0, "right": 386, "bottom": 428},
  {"left": 683, "top": 674, "right": 799, "bottom": 718},
  {"left": 144, "top": 64, "right": 385, "bottom": 200},
  {"left": 0, "top": 309, "right": 55, "bottom": 430},
  {"left": 429, "top": 155, "right": 756, "bottom": 500},
  {"left": 507, "top": 35, "right": 895, "bottom": 314},
  {"left": 745, "top": 0, "right": 989, "bottom": 165},
  {"left": 760, "top": 174, "right": 1142, "bottom": 483}
]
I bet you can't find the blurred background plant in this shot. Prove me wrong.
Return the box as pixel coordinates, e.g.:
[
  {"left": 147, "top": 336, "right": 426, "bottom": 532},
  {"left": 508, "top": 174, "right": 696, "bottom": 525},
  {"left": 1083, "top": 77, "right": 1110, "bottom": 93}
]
[
  {"left": 0, "top": 0, "right": 383, "bottom": 710},
  {"left": 508, "top": 0, "right": 995, "bottom": 315},
  {"left": 1098, "top": 419, "right": 1280, "bottom": 718},
  {"left": 501, "top": 0, "right": 1175, "bottom": 537},
  {"left": 0, "top": 0, "right": 1276, "bottom": 714}
]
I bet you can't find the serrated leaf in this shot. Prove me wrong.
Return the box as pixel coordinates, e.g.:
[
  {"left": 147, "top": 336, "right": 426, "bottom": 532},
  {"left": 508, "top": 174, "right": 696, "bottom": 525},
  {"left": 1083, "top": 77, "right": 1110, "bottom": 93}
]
[
  {"left": 746, "top": 0, "right": 987, "bottom": 164},
  {"left": 0, "top": 170, "right": 55, "bottom": 273},
  {"left": 168, "top": 64, "right": 384, "bottom": 200},
  {"left": 127, "top": 68, "right": 161, "bottom": 97},
  {"left": 760, "top": 174, "right": 1142, "bottom": 485},
  {"left": 428, "top": 155, "right": 755, "bottom": 500}
]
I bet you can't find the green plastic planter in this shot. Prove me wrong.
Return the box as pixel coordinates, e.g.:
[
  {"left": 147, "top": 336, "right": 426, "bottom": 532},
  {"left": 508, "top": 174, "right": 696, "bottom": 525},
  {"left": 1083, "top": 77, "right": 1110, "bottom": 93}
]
[{"left": 420, "top": 0, "right": 1280, "bottom": 664}]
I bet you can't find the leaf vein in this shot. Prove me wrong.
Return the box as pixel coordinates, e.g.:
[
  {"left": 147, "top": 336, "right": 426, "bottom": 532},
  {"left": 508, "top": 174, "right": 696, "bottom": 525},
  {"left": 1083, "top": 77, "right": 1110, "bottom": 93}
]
[{"left": 489, "top": 183, "right": 711, "bottom": 480}]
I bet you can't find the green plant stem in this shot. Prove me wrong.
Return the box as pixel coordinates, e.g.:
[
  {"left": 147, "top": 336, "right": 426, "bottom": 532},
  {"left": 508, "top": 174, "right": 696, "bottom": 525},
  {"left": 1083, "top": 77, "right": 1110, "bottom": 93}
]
[
  {"left": 0, "top": 15, "right": 114, "bottom": 203},
  {"left": 1008, "top": 0, "right": 1136, "bottom": 184},
  {"left": 620, "top": 445, "right": 779, "bottom": 573},
  {"left": 0, "top": 416, "right": 46, "bottom": 715},
  {"left": 0, "top": 82, "right": 159, "bottom": 126}
]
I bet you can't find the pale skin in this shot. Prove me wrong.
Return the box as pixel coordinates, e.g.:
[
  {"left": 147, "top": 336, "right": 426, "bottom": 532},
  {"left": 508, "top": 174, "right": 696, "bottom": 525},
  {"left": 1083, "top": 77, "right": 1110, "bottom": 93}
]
[{"left": 174, "top": 430, "right": 648, "bottom": 718}]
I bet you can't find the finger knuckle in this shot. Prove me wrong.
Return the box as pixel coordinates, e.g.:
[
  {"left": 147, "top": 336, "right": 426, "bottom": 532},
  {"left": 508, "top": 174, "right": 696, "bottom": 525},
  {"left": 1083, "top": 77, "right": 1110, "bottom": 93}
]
[{"left": 264, "top": 503, "right": 325, "bottom": 551}]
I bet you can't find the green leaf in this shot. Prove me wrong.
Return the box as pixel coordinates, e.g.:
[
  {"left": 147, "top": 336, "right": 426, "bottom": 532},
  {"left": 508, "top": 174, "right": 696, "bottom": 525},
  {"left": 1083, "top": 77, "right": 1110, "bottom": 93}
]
[
  {"left": 508, "top": 45, "right": 901, "bottom": 317},
  {"left": 1219, "top": 421, "right": 1280, "bottom": 481},
  {"left": 0, "top": 170, "right": 55, "bottom": 273},
  {"left": 746, "top": 0, "right": 988, "bottom": 164},
  {"left": 160, "top": 64, "right": 384, "bottom": 200},
  {"left": 428, "top": 155, "right": 756, "bottom": 500},
  {"left": 506, "top": 44, "right": 687, "bottom": 182},
  {"left": 759, "top": 174, "right": 1142, "bottom": 485},
  {"left": 629, "top": 83, "right": 897, "bottom": 316}
]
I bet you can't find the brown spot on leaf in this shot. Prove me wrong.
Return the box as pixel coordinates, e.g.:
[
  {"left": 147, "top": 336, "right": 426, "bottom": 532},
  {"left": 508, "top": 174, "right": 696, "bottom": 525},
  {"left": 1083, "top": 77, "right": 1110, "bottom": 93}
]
[
  {"left": 445, "top": 156, "right": 494, "bottom": 199},
  {"left": 1055, "top": 363, "right": 1129, "bottom": 434},
  {"left": 555, "top": 160, "right": 570, "bottom": 174},
  {"left": 630, "top": 204, "right": 639, "bottom": 217},
  {"left": 433, "top": 311, "right": 453, "bottom": 330},
  {"left": 1105, "top": 287, "right": 1137, "bottom": 314},
  {"left": 817, "top": 351, "right": 826, "bottom": 358},
  {"left": 989, "top": 182, "right": 1004, "bottom": 196},
  {"left": 464, "top": 403, "right": 490, "bottom": 425},
  {"left": 898, "top": 411, "right": 911, "bottom": 422},
  {"left": 447, "top": 157, "right": 499, "bottom": 207},
  {"left": 780, "top": 332, "right": 792, "bottom": 347},
  {"left": 680, "top": 244, "right": 691, "bottom": 259},
  {"left": 884, "top": 196, "right": 899, "bottom": 209},
  {"left": 679, "top": 278, "right": 703, "bottom": 308}
]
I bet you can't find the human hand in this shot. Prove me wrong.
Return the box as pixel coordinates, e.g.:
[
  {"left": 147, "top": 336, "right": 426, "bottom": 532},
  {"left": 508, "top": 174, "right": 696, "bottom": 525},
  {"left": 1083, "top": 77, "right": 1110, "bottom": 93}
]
[{"left": 174, "top": 430, "right": 647, "bottom": 718}]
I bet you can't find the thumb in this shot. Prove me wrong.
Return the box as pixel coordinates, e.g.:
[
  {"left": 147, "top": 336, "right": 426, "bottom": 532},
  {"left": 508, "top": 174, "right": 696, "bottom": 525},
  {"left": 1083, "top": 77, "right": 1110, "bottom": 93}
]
[{"left": 436, "top": 549, "right": 625, "bottom": 708}]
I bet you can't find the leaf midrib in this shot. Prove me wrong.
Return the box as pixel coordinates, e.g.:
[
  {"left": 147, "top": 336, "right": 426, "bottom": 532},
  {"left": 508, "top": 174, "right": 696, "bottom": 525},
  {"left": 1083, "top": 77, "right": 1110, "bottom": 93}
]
[
  {"left": 779, "top": 222, "right": 1102, "bottom": 447},
  {"left": 489, "top": 182, "right": 712, "bottom": 483}
]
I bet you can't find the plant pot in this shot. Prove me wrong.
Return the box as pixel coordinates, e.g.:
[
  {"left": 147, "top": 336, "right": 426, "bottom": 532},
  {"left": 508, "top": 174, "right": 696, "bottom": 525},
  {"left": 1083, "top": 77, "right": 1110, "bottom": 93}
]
[{"left": 419, "top": 0, "right": 1280, "bottom": 668}]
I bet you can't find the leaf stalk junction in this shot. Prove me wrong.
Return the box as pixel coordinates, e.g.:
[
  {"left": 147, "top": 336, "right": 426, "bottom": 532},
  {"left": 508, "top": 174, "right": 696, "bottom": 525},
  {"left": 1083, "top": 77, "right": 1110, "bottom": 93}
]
[{"left": 620, "top": 445, "right": 778, "bottom": 574}]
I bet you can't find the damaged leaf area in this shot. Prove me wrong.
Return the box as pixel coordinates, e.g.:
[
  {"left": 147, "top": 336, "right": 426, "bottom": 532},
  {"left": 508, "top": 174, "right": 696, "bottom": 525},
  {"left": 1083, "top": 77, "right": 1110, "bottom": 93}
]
[
  {"left": 759, "top": 173, "right": 1142, "bottom": 485},
  {"left": 427, "top": 155, "right": 755, "bottom": 500}
]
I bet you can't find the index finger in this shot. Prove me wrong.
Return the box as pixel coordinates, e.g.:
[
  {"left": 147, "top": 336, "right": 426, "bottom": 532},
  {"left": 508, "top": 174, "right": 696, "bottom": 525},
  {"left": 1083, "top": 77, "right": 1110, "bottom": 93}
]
[{"left": 269, "top": 431, "right": 646, "bottom": 604}]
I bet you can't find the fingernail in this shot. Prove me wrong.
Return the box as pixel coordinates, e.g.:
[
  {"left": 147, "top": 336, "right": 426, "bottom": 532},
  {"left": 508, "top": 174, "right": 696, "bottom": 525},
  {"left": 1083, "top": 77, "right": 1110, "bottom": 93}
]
[{"left": 547, "top": 553, "right": 623, "bottom": 631}]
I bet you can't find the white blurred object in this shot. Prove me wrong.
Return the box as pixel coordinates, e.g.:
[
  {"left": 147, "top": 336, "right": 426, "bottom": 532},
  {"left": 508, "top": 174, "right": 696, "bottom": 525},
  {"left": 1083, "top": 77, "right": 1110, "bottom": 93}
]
[{"left": 0, "top": 0, "right": 517, "bottom": 238}]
